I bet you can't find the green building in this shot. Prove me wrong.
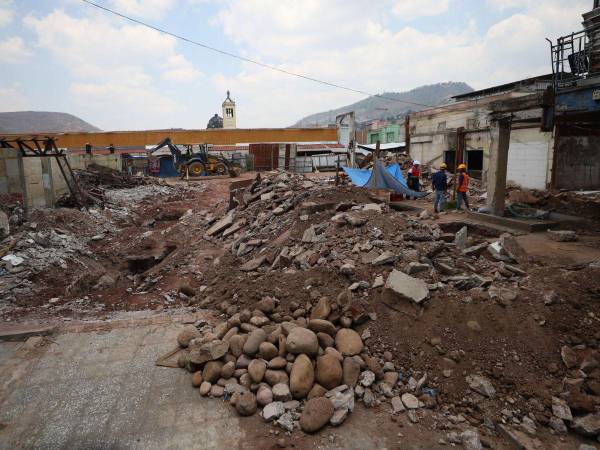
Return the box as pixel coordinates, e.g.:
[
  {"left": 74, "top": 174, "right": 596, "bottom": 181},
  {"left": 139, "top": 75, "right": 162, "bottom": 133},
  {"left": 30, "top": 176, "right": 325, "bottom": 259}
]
[{"left": 367, "top": 124, "right": 402, "bottom": 144}]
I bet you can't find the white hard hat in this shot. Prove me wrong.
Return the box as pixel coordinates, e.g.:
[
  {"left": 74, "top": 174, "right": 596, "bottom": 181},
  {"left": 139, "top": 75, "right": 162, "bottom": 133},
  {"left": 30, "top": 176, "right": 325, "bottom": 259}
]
[{"left": 413, "top": 160, "right": 421, "bottom": 165}]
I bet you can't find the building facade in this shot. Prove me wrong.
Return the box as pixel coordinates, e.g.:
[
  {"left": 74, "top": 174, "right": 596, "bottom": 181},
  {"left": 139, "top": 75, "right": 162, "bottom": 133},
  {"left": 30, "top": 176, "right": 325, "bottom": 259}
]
[
  {"left": 368, "top": 124, "right": 402, "bottom": 145},
  {"left": 408, "top": 75, "right": 554, "bottom": 189},
  {"left": 550, "top": 1, "right": 600, "bottom": 190}
]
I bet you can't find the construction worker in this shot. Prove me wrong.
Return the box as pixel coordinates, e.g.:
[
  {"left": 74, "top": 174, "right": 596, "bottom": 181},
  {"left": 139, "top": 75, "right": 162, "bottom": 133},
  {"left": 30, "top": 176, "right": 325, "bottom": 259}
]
[
  {"left": 407, "top": 160, "right": 421, "bottom": 199},
  {"left": 431, "top": 163, "right": 448, "bottom": 213},
  {"left": 456, "top": 163, "right": 470, "bottom": 211}
]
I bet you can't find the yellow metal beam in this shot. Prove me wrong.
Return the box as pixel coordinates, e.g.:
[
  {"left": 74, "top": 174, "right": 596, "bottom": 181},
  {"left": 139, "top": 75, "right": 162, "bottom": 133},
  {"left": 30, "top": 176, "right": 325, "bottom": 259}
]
[{"left": 1, "top": 128, "right": 337, "bottom": 148}]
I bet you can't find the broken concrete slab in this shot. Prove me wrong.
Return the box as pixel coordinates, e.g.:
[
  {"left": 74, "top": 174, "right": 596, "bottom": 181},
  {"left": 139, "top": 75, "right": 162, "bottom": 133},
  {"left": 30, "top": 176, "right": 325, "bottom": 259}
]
[
  {"left": 189, "top": 340, "right": 230, "bottom": 365},
  {"left": 0, "top": 324, "right": 57, "bottom": 342},
  {"left": 207, "top": 213, "right": 234, "bottom": 236},
  {"left": 454, "top": 226, "right": 467, "bottom": 250},
  {"left": 547, "top": 230, "right": 577, "bottom": 242},
  {"left": 385, "top": 270, "right": 429, "bottom": 304},
  {"left": 497, "top": 425, "right": 542, "bottom": 450},
  {"left": 571, "top": 413, "right": 600, "bottom": 437},
  {"left": 240, "top": 255, "right": 267, "bottom": 272},
  {"left": 462, "top": 242, "right": 488, "bottom": 257},
  {"left": 371, "top": 251, "right": 398, "bottom": 266},
  {"left": 465, "top": 375, "right": 496, "bottom": 398},
  {"left": 551, "top": 396, "right": 572, "bottom": 422}
]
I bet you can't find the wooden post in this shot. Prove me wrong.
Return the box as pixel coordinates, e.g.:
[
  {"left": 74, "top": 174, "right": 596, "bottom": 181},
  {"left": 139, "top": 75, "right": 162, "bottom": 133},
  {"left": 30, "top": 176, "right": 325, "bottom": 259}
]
[
  {"left": 404, "top": 115, "right": 411, "bottom": 156},
  {"left": 487, "top": 118, "right": 512, "bottom": 216},
  {"left": 452, "top": 127, "right": 465, "bottom": 201}
]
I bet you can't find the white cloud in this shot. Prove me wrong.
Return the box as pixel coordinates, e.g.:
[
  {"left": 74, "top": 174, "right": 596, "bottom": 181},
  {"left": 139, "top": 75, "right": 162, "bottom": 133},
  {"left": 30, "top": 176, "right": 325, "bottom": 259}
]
[
  {"left": 0, "top": 85, "right": 30, "bottom": 111},
  {"left": 0, "top": 0, "right": 14, "bottom": 26},
  {"left": 109, "top": 0, "right": 177, "bottom": 20},
  {"left": 211, "top": 0, "right": 590, "bottom": 127},
  {"left": 0, "top": 36, "right": 31, "bottom": 64},
  {"left": 24, "top": 9, "right": 202, "bottom": 129},
  {"left": 162, "top": 55, "right": 202, "bottom": 82},
  {"left": 392, "top": 0, "right": 450, "bottom": 21}
]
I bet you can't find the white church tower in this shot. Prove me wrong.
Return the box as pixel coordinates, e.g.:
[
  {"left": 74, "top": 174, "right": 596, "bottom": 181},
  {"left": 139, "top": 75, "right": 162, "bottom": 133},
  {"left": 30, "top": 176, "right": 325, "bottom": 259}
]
[{"left": 222, "top": 90, "right": 236, "bottom": 129}]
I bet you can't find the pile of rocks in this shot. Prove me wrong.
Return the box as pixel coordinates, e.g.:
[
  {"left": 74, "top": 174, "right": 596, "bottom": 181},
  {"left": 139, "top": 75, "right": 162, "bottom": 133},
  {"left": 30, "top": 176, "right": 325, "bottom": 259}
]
[{"left": 176, "top": 294, "right": 437, "bottom": 434}]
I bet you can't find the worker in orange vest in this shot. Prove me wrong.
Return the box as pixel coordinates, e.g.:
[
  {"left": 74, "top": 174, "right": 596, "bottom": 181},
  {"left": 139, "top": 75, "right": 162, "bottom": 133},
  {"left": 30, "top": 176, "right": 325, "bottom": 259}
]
[{"left": 456, "top": 163, "right": 470, "bottom": 211}]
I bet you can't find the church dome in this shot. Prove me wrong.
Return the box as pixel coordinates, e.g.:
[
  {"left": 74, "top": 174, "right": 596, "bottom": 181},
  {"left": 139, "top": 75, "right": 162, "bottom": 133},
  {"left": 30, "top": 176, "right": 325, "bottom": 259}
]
[{"left": 207, "top": 113, "right": 223, "bottom": 129}]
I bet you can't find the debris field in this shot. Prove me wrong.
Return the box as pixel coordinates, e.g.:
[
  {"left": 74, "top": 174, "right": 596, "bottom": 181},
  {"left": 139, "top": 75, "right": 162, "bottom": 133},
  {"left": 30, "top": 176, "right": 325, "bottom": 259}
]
[{"left": 1, "top": 168, "right": 600, "bottom": 448}]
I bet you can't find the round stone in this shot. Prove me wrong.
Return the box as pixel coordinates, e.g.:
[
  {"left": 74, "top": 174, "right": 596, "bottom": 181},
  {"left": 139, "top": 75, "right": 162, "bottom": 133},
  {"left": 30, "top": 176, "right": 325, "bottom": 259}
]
[
  {"left": 315, "top": 354, "right": 343, "bottom": 390},
  {"left": 290, "top": 354, "right": 315, "bottom": 399},
  {"left": 243, "top": 329, "right": 267, "bottom": 356},
  {"left": 229, "top": 334, "right": 247, "bottom": 357},
  {"left": 308, "top": 319, "right": 336, "bottom": 336},
  {"left": 192, "top": 371, "right": 203, "bottom": 387},
  {"left": 199, "top": 381, "right": 211, "bottom": 396},
  {"left": 335, "top": 329, "right": 363, "bottom": 356},
  {"left": 202, "top": 361, "right": 223, "bottom": 383},
  {"left": 177, "top": 325, "right": 200, "bottom": 348},
  {"left": 210, "top": 384, "right": 224, "bottom": 398},
  {"left": 401, "top": 393, "right": 420, "bottom": 409},
  {"left": 286, "top": 328, "right": 319, "bottom": 357},
  {"left": 299, "top": 397, "right": 334, "bottom": 433},
  {"left": 221, "top": 361, "right": 235, "bottom": 379},
  {"left": 248, "top": 359, "right": 267, "bottom": 383},
  {"left": 268, "top": 356, "right": 287, "bottom": 370},
  {"left": 317, "top": 332, "right": 334, "bottom": 349},
  {"left": 259, "top": 342, "right": 278, "bottom": 360},
  {"left": 272, "top": 383, "right": 292, "bottom": 402},
  {"left": 307, "top": 383, "right": 327, "bottom": 400},
  {"left": 342, "top": 357, "right": 361, "bottom": 387},
  {"left": 256, "top": 386, "right": 273, "bottom": 406},
  {"left": 236, "top": 391, "right": 257, "bottom": 416},
  {"left": 264, "top": 370, "right": 289, "bottom": 386}
]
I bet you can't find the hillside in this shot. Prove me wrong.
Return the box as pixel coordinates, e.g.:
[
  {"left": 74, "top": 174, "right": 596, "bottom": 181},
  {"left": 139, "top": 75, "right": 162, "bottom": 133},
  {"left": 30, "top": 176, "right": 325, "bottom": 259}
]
[
  {"left": 293, "top": 82, "right": 473, "bottom": 127},
  {"left": 0, "top": 111, "right": 100, "bottom": 133}
]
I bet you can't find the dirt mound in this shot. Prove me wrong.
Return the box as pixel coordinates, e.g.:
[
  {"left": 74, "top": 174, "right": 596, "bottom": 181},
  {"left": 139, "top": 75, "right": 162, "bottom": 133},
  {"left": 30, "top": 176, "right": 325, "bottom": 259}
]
[{"left": 164, "top": 171, "right": 600, "bottom": 445}]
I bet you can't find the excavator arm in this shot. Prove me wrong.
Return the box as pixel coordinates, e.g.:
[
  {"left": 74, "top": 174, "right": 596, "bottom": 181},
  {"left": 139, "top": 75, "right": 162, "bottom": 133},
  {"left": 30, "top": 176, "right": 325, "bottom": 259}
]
[{"left": 152, "top": 137, "right": 183, "bottom": 166}]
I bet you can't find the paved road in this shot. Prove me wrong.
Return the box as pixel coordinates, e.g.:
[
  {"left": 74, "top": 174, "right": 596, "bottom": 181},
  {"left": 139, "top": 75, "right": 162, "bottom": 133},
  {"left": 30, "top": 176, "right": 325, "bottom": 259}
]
[
  {"left": 0, "top": 317, "right": 245, "bottom": 450},
  {"left": 0, "top": 314, "right": 461, "bottom": 450}
]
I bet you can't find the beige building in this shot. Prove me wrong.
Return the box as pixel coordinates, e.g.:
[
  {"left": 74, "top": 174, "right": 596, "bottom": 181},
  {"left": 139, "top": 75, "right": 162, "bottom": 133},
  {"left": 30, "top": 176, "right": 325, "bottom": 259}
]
[
  {"left": 222, "top": 91, "right": 237, "bottom": 129},
  {"left": 408, "top": 76, "right": 554, "bottom": 190}
]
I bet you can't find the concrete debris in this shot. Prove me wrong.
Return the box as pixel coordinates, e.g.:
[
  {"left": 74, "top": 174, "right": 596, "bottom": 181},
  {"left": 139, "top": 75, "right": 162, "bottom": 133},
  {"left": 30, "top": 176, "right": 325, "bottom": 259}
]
[
  {"left": 385, "top": 269, "right": 429, "bottom": 304},
  {"left": 454, "top": 226, "right": 468, "bottom": 250},
  {"left": 3, "top": 166, "right": 597, "bottom": 447},
  {"left": 465, "top": 375, "right": 496, "bottom": 398},
  {"left": 551, "top": 396, "right": 572, "bottom": 421},
  {"left": 547, "top": 229, "right": 577, "bottom": 242}
]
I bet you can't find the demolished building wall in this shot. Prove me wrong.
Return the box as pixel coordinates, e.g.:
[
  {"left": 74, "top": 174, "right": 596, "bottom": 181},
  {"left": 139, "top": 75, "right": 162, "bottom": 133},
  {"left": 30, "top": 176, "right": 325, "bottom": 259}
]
[
  {"left": 408, "top": 85, "right": 554, "bottom": 190},
  {"left": 0, "top": 149, "right": 122, "bottom": 210}
]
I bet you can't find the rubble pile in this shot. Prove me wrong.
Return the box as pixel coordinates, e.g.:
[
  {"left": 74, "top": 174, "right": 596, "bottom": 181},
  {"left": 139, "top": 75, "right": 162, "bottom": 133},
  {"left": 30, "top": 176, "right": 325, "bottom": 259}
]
[
  {"left": 169, "top": 170, "right": 600, "bottom": 444},
  {"left": 508, "top": 188, "right": 600, "bottom": 221},
  {"left": 59, "top": 163, "right": 172, "bottom": 207},
  {"left": 74, "top": 163, "right": 150, "bottom": 190},
  {"left": 202, "top": 171, "right": 523, "bottom": 299},
  {"left": 0, "top": 225, "right": 95, "bottom": 302},
  {"left": 0, "top": 181, "right": 206, "bottom": 311}
]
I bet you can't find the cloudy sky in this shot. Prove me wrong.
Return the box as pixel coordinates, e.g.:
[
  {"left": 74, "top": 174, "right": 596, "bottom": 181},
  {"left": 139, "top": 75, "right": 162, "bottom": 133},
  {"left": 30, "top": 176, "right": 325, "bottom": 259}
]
[{"left": 0, "top": 0, "right": 591, "bottom": 130}]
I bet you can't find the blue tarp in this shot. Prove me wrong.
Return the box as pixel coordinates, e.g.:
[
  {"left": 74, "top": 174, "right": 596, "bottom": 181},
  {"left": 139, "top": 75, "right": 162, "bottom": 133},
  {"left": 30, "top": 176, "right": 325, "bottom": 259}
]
[
  {"left": 342, "top": 161, "right": 428, "bottom": 198},
  {"left": 157, "top": 156, "right": 180, "bottom": 178}
]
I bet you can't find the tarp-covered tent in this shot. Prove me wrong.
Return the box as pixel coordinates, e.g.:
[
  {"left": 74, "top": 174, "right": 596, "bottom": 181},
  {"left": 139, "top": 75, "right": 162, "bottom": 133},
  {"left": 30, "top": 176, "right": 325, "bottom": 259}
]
[{"left": 342, "top": 160, "right": 428, "bottom": 198}]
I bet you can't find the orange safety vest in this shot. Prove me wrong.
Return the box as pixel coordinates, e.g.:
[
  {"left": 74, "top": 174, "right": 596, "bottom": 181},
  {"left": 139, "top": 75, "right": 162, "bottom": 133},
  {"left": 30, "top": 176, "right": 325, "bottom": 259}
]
[{"left": 458, "top": 173, "right": 469, "bottom": 192}]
